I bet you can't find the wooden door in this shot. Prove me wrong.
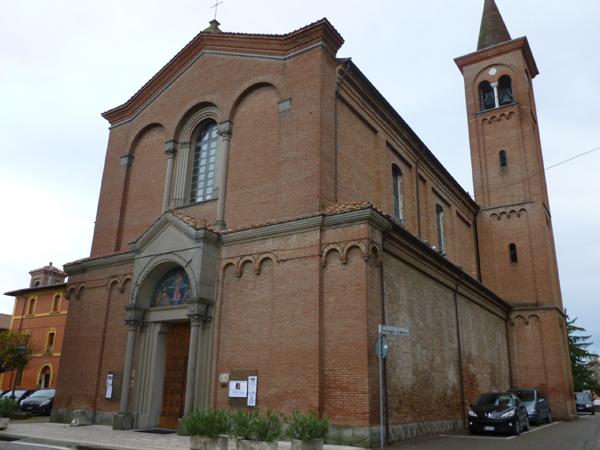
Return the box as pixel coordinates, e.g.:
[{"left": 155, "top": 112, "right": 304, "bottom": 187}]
[{"left": 159, "top": 322, "right": 190, "bottom": 429}]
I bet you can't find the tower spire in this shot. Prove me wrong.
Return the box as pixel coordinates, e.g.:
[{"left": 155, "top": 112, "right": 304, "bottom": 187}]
[{"left": 477, "top": 0, "right": 511, "bottom": 50}]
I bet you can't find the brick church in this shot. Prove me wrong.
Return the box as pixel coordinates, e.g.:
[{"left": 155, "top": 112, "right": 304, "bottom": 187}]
[{"left": 54, "top": 0, "right": 575, "bottom": 442}]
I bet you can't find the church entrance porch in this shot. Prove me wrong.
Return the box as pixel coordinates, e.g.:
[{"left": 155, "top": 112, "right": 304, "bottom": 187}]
[{"left": 159, "top": 321, "right": 190, "bottom": 429}]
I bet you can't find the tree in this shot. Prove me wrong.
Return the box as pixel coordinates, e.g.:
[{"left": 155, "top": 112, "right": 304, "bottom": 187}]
[
  {"left": 567, "top": 317, "right": 600, "bottom": 394},
  {"left": 0, "top": 331, "right": 32, "bottom": 375}
]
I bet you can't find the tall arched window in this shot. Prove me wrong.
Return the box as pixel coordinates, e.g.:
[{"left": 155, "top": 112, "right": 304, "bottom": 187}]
[
  {"left": 498, "top": 75, "right": 513, "bottom": 106},
  {"left": 27, "top": 298, "right": 36, "bottom": 316},
  {"left": 509, "top": 243, "right": 518, "bottom": 263},
  {"left": 499, "top": 150, "right": 508, "bottom": 168},
  {"left": 39, "top": 365, "right": 52, "bottom": 389},
  {"left": 190, "top": 121, "right": 219, "bottom": 203},
  {"left": 435, "top": 204, "right": 446, "bottom": 253},
  {"left": 479, "top": 81, "right": 495, "bottom": 111},
  {"left": 392, "top": 165, "right": 404, "bottom": 222},
  {"left": 46, "top": 330, "right": 56, "bottom": 353},
  {"left": 51, "top": 295, "right": 60, "bottom": 313}
]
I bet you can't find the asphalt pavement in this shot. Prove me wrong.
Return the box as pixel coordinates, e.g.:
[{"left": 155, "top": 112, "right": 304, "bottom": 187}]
[{"left": 387, "top": 413, "right": 600, "bottom": 450}]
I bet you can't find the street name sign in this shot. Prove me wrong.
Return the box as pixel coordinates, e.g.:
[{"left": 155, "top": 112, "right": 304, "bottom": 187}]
[{"left": 378, "top": 324, "right": 410, "bottom": 337}]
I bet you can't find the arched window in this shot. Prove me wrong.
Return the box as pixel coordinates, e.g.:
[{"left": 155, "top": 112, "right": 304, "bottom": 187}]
[
  {"left": 479, "top": 81, "right": 495, "bottom": 111},
  {"left": 499, "top": 150, "right": 508, "bottom": 168},
  {"left": 38, "top": 365, "right": 52, "bottom": 389},
  {"left": 27, "top": 298, "right": 36, "bottom": 316},
  {"left": 498, "top": 75, "right": 513, "bottom": 106},
  {"left": 190, "top": 121, "right": 219, "bottom": 203},
  {"left": 435, "top": 204, "right": 446, "bottom": 253},
  {"left": 51, "top": 295, "right": 60, "bottom": 313},
  {"left": 151, "top": 268, "right": 191, "bottom": 308},
  {"left": 46, "top": 330, "right": 56, "bottom": 353},
  {"left": 509, "top": 243, "right": 518, "bottom": 263},
  {"left": 392, "top": 165, "right": 404, "bottom": 222}
]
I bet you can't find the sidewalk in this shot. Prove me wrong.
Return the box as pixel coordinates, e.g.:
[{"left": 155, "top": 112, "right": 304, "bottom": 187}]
[{"left": 0, "top": 422, "right": 365, "bottom": 450}]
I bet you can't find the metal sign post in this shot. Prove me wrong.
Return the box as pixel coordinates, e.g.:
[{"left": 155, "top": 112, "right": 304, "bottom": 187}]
[{"left": 376, "top": 324, "right": 410, "bottom": 450}]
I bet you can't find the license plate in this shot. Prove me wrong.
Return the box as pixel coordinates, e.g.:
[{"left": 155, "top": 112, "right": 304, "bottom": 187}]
[{"left": 484, "top": 426, "right": 495, "bottom": 431}]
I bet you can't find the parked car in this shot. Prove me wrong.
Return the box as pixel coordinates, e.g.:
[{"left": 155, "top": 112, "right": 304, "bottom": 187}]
[
  {"left": 468, "top": 392, "right": 529, "bottom": 435},
  {"left": 509, "top": 387, "right": 551, "bottom": 424},
  {"left": 575, "top": 391, "right": 595, "bottom": 415},
  {"left": 19, "top": 389, "right": 55, "bottom": 415},
  {"left": 1, "top": 389, "right": 34, "bottom": 405}
]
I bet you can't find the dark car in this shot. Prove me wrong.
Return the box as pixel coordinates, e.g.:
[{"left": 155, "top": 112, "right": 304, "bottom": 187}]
[
  {"left": 1, "top": 389, "right": 34, "bottom": 405},
  {"left": 575, "top": 392, "right": 595, "bottom": 415},
  {"left": 510, "top": 388, "right": 551, "bottom": 424},
  {"left": 468, "top": 392, "right": 529, "bottom": 435},
  {"left": 19, "top": 389, "right": 56, "bottom": 415}
]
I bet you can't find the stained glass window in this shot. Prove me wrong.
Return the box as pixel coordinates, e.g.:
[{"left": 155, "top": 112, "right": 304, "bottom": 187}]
[{"left": 151, "top": 268, "right": 191, "bottom": 308}]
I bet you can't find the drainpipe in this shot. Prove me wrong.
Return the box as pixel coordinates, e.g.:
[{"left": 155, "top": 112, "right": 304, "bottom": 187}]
[
  {"left": 378, "top": 225, "right": 391, "bottom": 442},
  {"left": 453, "top": 272, "right": 466, "bottom": 425}
]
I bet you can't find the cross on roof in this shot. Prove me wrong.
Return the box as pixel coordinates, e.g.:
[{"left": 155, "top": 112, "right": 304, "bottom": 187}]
[{"left": 210, "top": 0, "right": 224, "bottom": 20}]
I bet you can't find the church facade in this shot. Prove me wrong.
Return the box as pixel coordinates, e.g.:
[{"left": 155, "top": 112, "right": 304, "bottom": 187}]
[{"left": 53, "top": 1, "right": 575, "bottom": 443}]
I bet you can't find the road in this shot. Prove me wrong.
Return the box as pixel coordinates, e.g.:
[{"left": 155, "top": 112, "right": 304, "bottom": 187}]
[{"left": 387, "top": 414, "right": 600, "bottom": 450}]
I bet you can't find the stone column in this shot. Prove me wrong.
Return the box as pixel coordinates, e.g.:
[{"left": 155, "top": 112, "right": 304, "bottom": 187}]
[
  {"left": 113, "top": 312, "right": 143, "bottom": 430},
  {"left": 183, "top": 314, "right": 203, "bottom": 416},
  {"left": 162, "top": 140, "right": 178, "bottom": 213},
  {"left": 215, "top": 121, "right": 233, "bottom": 230},
  {"left": 491, "top": 81, "right": 499, "bottom": 109},
  {"left": 119, "top": 319, "right": 139, "bottom": 415}
]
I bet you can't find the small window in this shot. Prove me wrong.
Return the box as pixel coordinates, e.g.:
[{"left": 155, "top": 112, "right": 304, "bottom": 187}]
[
  {"left": 46, "top": 331, "right": 56, "bottom": 353},
  {"left": 392, "top": 165, "right": 404, "bottom": 222},
  {"left": 190, "top": 121, "right": 219, "bottom": 203},
  {"left": 498, "top": 75, "right": 513, "bottom": 106},
  {"left": 499, "top": 150, "right": 508, "bottom": 168},
  {"left": 435, "top": 204, "right": 446, "bottom": 253},
  {"left": 51, "top": 295, "right": 60, "bottom": 313},
  {"left": 479, "top": 81, "right": 495, "bottom": 111},
  {"left": 27, "top": 298, "right": 36, "bottom": 316},
  {"left": 509, "top": 243, "right": 518, "bottom": 263}
]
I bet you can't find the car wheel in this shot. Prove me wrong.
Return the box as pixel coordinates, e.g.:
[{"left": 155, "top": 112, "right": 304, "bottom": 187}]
[
  {"left": 546, "top": 411, "right": 552, "bottom": 424},
  {"left": 514, "top": 419, "right": 521, "bottom": 436}
]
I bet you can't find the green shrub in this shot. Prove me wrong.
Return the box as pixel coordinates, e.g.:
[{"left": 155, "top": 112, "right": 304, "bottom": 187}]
[
  {"left": 230, "top": 409, "right": 256, "bottom": 440},
  {"left": 288, "top": 411, "right": 329, "bottom": 441},
  {"left": 182, "top": 408, "right": 230, "bottom": 438},
  {"left": 0, "top": 398, "right": 17, "bottom": 418},
  {"left": 252, "top": 410, "right": 282, "bottom": 443}
]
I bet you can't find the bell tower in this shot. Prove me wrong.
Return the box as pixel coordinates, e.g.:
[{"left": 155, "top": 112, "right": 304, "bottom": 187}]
[{"left": 455, "top": 0, "right": 575, "bottom": 418}]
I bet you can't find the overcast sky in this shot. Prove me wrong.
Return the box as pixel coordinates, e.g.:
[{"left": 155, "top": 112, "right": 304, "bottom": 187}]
[{"left": 1, "top": 0, "right": 599, "bottom": 353}]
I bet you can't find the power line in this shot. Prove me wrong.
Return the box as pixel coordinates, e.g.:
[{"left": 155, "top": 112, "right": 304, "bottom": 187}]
[{"left": 545, "top": 145, "right": 600, "bottom": 171}]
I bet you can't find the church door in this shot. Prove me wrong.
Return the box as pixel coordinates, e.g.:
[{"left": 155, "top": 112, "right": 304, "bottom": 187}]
[{"left": 159, "top": 322, "right": 191, "bottom": 429}]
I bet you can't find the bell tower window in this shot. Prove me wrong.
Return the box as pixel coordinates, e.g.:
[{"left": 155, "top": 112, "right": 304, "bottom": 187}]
[
  {"left": 509, "top": 243, "right": 518, "bottom": 263},
  {"left": 190, "top": 121, "right": 219, "bottom": 203},
  {"left": 498, "top": 75, "right": 513, "bottom": 106},
  {"left": 479, "top": 81, "right": 495, "bottom": 111},
  {"left": 499, "top": 150, "right": 508, "bottom": 168}
]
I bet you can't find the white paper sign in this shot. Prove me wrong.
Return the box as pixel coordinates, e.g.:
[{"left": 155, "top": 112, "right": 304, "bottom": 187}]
[
  {"left": 247, "top": 376, "right": 257, "bottom": 406},
  {"left": 105, "top": 373, "right": 114, "bottom": 399},
  {"left": 228, "top": 380, "right": 248, "bottom": 398}
]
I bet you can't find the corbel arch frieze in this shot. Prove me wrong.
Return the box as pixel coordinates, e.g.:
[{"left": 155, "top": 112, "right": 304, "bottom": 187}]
[
  {"left": 220, "top": 252, "right": 280, "bottom": 277},
  {"left": 481, "top": 110, "right": 516, "bottom": 125},
  {"left": 107, "top": 275, "right": 133, "bottom": 294},
  {"left": 65, "top": 283, "right": 86, "bottom": 301},
  {"left": 321, "top": 240, "right": 381, "bottom": 267}
]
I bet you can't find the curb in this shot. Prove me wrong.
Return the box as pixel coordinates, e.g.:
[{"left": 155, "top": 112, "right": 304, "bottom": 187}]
[{"left": 0, "top": 431, "right": 125, "bottom": 450}]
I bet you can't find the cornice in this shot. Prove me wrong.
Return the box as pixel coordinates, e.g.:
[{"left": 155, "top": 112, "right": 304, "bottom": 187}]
[
  {"left": 3, "top": 283, "right": 67, "bottom": 298},
  {"left": 454, "top": 36, "right": 539, "bottom": 78},
  {"left": 64, "top": 252, "right": 134, "bottom": 276},
  {"left": 102, "top": 18, "right": 344, "bottom": 126}
]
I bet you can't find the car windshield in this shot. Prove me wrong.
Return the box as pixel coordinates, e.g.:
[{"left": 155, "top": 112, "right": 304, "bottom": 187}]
[
  {"left": 512, "top": 390, "right": 535, "bottom": 401},
  {"left": 576, "top": 392, "right": 591, "bottom": 402},
  {"left": 28, "top": 389, "right": 55, "bottom": 398},
  {"left": 3, "top": 390, "right": 25, "bottom": 397},
  {"left": 476, "top": 393, "right": 514, "bottom": 407}
]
